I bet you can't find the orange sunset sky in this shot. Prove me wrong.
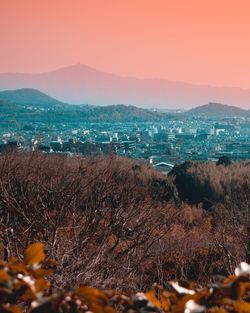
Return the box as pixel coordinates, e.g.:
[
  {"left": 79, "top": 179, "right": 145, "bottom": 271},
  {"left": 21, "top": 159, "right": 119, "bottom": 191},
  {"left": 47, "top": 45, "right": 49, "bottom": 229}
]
[{"left": 1, "top": 0, "right": 250, "bottom": 88}]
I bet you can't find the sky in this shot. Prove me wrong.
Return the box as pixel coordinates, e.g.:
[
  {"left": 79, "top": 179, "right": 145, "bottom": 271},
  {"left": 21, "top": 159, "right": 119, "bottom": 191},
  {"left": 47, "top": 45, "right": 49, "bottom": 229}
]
[{"left": 1, "top": 0, "right": 250, "bottom": 88}]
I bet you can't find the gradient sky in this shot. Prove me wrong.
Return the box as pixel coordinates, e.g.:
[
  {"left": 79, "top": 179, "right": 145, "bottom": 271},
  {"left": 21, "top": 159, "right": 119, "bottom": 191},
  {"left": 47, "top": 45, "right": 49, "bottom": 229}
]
[{"left": 1, "top": 0, "right": 250, "bottom": 88}]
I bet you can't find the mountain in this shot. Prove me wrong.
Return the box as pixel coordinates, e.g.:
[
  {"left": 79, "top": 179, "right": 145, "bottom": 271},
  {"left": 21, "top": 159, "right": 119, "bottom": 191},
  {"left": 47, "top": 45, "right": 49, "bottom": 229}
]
[
  {"left": 0, "top": 88, "right": 165, "bottom": 123},
  {"left": 1, "top": 64, "right": 250, "bottom": 109},
  {"left": 0, "top": 88, "right": 67, "bottom": 108},
  {"left": 186, "top": 102, "right": 248, "bottom": 117},
  {"left": 84, "top": 104, "right": 165, "bottom": 121}
]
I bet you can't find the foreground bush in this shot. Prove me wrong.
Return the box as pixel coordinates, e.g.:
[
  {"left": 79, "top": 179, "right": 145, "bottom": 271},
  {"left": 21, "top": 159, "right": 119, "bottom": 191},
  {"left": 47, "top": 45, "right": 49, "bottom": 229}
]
[
  {"left": 0, "top": 152, "right": 179, "bottom": 290},
  {"left": 0, "top": 243, "right": 250, "bottom": 313},
  {"left": 0, "top": 152, "right": 250, "bottom": 290}
]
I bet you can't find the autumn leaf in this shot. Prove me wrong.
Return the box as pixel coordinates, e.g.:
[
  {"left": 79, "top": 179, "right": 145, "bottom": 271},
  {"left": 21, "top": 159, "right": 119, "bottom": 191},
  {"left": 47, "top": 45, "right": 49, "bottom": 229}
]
[
  {"left": 0, "top": 269, "right": 9, "bottom": 282},
  {"left": 4, "top": 304, "right": 22, "bottom": 313},
  {"left": 8, "top": 257, "right": 27, "bottom": 274},
  {"left": 74, "top": 287, "right": 116, "bottom": 313},
  {"left": 145, "top": 289, "right": 161, "bottom": 308},
  {"left": 159, "top": 290, "right": 171, "bottom": 311},
  {"left": 24, "top": 243, "right": 45, "bottom": 266},
  {"left": 32, "top": 268, "right": 53, "bottom": 279},
  {"left": 35, "top": 277, "right": 50, "bottom": 293},
  {"left": 234, "top": 301, "right": 250, "bottom": 313},
  {"left": 172, "top": 294, "right": 200, "bottom": 313}
]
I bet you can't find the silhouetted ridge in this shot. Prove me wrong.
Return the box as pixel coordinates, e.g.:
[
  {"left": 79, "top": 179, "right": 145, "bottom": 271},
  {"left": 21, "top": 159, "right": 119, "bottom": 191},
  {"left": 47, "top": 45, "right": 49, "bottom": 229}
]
[
  {"left": 187, "top": 102, "right": 248, "bottom": 116},
  {"left": 1, "top": 64, "right": 250, "bottom": 108},
  {"left": 0, "top": 88, "right": 165, "bottom": 122},
  {"left": 0, "top": 88, "right": 66, "bottom": 107}
]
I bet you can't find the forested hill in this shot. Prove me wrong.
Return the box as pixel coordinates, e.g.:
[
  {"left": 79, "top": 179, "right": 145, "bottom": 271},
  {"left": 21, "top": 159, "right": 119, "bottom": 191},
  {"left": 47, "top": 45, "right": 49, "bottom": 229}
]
[
  {"left": 0, "top": 88, "right": 166, "bottom": 122},
  {"left": 186, "top": 102, "right": 249, "bottom": 117}
]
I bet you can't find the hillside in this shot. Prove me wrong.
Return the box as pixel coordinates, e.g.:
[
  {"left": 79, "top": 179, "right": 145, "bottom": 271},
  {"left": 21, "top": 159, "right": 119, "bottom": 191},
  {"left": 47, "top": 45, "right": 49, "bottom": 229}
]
[
  {"left": 0, "top": 88, "right": 165, "bottom": 123},
  {"left": 0, "top": 88, "right": 67, "bottom": 108},
  {"left": 1, "top": 64, "right": 250, "bottom": 109},
  {"left": 186, "top": 102, "right": 248, "bottom": 117},
  {"left": 84, "top": 104, "right": 164, "bottom": 121}
]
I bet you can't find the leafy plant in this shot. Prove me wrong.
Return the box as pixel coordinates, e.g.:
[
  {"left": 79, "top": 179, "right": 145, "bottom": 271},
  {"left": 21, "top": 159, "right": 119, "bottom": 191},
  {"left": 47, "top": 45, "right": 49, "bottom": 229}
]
[{"left": 0, "top": 243, "right": 250, "bottom": 313}]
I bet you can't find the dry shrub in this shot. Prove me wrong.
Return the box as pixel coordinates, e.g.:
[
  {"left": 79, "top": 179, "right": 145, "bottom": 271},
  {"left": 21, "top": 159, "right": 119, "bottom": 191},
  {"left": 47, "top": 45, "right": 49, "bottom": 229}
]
[{"left": 0, "top": 152, "right": 249, "bottom": 292}]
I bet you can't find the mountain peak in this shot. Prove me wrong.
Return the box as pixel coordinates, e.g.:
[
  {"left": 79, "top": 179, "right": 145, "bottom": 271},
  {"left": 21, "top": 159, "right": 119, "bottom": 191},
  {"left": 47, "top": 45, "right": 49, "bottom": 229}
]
[
  {"left": 187, "top": 102, "right": 247, "bottom": 116},
  {"left": 0, "top": 88, "right": 65, "bottom": 107},
  {"left": 51, "top": 63, "right": 102, "bottom": 74}
]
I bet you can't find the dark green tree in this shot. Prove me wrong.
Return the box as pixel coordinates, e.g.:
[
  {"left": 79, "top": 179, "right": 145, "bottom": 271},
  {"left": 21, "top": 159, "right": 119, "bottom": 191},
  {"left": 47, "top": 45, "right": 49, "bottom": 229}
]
[{"left": 216, "top": 155, "right": 232, "bottom": 166}]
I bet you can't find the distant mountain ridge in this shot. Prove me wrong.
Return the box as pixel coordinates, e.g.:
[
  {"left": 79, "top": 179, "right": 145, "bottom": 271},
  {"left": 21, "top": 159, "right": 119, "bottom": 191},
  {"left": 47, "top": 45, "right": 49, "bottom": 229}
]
[
  {"left": 0, "top": 88, "right": 165, "bottom": 123},
  {"left": 0, "top": 64, "right": 250, "bottom": 109},
  {"left": 186, "top": 102, "right": 249, "bottom": 116},
  {"left": 0, "top": 89, "right": 249, "bottom": 123},
  {"left": 0, "top": 88, "right": 67, "bottom": 108}
]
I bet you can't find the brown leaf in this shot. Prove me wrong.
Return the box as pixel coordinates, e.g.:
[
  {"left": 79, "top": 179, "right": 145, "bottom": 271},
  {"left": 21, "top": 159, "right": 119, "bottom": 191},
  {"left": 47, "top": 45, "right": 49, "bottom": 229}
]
[
  {"left": 32, "top": 268, "right": 53, "bottom": 279},
  {"left": 74, "top": 286, "right": 116, "bottom": 313},
  {"left": 234, "top": 301, "right": 250, "bottom": 313},
  {"left": 35, "top": 277, "right": 50, "bottom": 293},
  {"left": 172, "top": 294, "right": 200, "bottom": 313},
  {"left": 24, "top": 243, "right": 45, "bottom": 266},
  {"left": 0, "top": 269, "right": 9, "bottom": 282},
  {"left": 8, "top": 258, "right": 27, "bottom": 274},
  {"left": 4, "top": 304, "right": 22, "bottom": 313},
  {"left": 145, "top": 289, "right": 161, "bottom": 308},
  {"left": 159, "top": 290, "right": 171, "bottom": 311}
]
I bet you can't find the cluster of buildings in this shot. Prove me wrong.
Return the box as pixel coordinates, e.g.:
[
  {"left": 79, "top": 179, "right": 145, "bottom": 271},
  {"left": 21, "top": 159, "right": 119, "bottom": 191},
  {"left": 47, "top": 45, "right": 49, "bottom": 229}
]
[{"left": 1, "top": 115, "right": 250, "bottom": 170}]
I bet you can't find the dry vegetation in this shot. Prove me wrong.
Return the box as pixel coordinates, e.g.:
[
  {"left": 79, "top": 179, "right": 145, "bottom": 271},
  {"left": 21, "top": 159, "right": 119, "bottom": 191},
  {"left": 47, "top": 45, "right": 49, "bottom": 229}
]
[
  {"left": 0, "top": 152, "right": 249, "bottom": 296},
  {"left": 0, "top": 242, "right": 250, "bottom": 313}
]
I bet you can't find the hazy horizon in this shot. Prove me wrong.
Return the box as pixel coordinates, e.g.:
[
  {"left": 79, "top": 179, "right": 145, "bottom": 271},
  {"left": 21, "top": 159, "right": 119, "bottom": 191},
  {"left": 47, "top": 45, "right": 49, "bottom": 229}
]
[
  {"left": 1, "top": 63, "right": 250, "bottom": 92},
  {"left": 1, "top": 0, "right": 250, "bottom": 89},
  {"left": 1, "top": 62, "right": 250, "bottom": 109}
]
